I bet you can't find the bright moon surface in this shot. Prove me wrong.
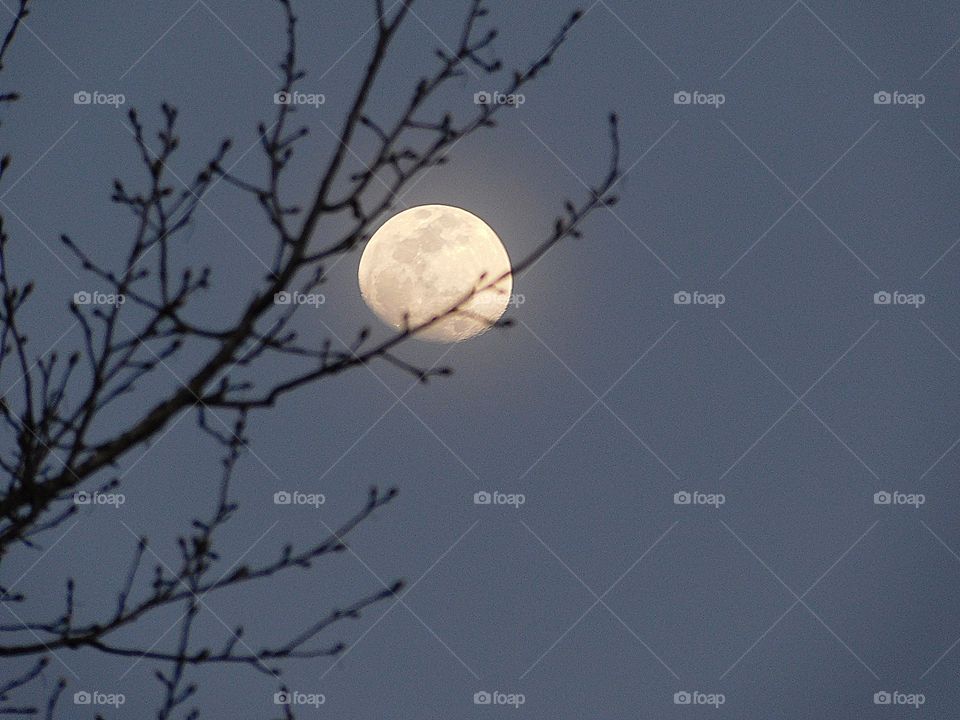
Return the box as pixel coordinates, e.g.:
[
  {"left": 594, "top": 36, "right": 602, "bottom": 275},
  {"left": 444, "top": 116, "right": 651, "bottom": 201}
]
[{"left": 358, "top": 205, "right": 513, "bottom": 343}]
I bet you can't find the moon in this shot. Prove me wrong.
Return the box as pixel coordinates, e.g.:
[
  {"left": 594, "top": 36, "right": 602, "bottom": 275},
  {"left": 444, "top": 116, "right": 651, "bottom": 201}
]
[{"left": 358, "top": 205, "right": 513, "bottom": 343}]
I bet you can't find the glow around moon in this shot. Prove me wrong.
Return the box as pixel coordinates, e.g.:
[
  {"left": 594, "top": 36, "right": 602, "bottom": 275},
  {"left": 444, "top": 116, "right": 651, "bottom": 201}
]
[{"left": 358, "top": 205, "right": 513, "bottom": 343}]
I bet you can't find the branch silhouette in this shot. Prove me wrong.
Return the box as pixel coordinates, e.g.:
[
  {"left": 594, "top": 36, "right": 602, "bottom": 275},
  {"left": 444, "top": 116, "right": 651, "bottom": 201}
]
[{"left": 0, "top": 1, "right": 621, "bottom": 716}]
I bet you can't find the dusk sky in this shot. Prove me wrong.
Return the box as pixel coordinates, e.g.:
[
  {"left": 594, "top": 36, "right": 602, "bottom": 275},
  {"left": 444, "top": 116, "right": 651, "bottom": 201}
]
[{"left": 2, "top": 1, "right": 960, "bottom": 717}]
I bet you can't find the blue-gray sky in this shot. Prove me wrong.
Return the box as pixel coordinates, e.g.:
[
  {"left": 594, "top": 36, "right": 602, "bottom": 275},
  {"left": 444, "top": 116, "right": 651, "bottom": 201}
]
[{"left": 2, "top": 0, "right": 960, "bottom": 717}]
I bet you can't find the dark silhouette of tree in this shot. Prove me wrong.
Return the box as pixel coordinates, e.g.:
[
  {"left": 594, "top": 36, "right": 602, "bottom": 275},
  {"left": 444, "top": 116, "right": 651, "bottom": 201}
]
[{"left": 0, "top": 1, "right": 620, "bottom": 716}]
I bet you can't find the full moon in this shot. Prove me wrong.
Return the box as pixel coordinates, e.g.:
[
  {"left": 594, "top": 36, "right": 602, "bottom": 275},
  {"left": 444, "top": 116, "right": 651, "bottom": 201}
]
[{"left": 358, "top": 205, "right": 513, "bottom": 343}]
